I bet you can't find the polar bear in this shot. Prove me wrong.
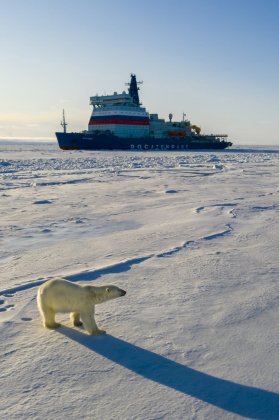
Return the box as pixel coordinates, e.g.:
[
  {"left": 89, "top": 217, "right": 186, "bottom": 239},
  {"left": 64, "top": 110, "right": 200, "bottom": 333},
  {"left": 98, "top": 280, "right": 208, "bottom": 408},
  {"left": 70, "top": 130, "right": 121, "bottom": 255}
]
[{"left": 37, "top": 277, "right": 126, "bottom": 335}]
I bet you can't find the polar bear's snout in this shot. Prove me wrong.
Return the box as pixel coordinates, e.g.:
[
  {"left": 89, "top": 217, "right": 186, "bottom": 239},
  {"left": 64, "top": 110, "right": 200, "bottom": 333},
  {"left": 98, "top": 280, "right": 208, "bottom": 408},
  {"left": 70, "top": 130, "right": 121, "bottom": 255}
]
[
  {"left": 119, "top": 288, "right": 126, "bottom": 296},
  {"left": 105, "top": 286, "right": 126, "bottom": 298}
]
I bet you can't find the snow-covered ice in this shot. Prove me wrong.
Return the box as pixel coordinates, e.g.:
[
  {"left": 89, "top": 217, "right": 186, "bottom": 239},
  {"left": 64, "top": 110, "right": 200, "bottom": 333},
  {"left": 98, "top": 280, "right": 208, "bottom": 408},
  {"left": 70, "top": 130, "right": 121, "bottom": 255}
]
[{"left": 0, "top": 142, "right": 279, "bottom": 419}]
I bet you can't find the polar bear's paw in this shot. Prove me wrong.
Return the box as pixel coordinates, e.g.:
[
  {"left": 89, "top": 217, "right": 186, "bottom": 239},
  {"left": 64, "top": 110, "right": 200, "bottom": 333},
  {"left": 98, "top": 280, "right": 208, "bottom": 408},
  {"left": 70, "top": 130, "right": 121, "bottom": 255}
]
[
  {"left": 88, "top": 328, "right": 106, "bottom": 336},
  {"left": 45, "top": 322, "right": 61, "bottom": 329}
]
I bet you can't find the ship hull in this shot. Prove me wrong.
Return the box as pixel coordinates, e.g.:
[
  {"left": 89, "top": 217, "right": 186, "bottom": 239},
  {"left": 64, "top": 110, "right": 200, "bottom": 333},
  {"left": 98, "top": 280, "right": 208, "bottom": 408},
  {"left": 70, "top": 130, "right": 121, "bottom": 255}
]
[{"left": 56, "top": 132, "right": 232, "bottom": 151}]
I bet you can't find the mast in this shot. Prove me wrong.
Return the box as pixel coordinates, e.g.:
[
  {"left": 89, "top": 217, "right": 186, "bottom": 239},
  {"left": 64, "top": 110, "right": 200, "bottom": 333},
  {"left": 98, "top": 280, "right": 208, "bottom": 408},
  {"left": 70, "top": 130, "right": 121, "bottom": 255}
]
[
  {"left": 126, "top": 74, "right": 142, "bottom": 106},
  {"left": 60, "top": 109, "right": 68, "bottom": 133}
]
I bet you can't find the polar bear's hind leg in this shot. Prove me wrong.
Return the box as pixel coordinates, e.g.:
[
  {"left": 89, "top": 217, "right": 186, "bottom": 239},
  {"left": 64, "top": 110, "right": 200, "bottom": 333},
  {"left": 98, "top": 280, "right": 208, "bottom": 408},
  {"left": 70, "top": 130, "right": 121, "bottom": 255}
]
[
  {"left": 37, "top": 289, "right": 60, "bottom": 329},
  {"left": 43, "top": 308, "right": 60, "bottom": 329}
]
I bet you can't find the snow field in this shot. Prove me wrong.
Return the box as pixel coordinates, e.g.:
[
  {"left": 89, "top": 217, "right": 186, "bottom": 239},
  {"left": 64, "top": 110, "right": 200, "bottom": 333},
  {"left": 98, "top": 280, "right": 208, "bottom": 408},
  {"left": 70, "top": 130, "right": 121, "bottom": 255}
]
[{"left": 0, "top": 143, "right": 279, "bottom": 419}]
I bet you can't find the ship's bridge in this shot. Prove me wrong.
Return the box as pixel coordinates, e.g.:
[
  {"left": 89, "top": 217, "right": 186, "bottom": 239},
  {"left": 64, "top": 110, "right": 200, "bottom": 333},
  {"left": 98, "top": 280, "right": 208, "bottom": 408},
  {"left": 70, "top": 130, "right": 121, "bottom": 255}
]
[{"left": 90, "top": 92, "right": 136, "bottom": 108}]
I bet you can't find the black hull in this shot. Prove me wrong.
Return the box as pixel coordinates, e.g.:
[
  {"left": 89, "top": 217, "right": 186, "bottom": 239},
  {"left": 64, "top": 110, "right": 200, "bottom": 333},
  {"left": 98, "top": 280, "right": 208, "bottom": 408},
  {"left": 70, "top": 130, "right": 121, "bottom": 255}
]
[{"left": 56, "top": 132, "right": 232, "bottom": 151}]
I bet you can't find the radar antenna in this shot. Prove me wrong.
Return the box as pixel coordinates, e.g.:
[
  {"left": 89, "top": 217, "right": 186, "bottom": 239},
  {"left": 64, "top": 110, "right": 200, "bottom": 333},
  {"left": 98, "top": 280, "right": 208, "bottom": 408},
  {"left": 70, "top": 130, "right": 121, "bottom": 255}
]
[
  {"left": 125, "top": 74, "right": 142, "bottom": 106},
  {"left": 60, "top": 109, "right": 68, "bottom": 133}
]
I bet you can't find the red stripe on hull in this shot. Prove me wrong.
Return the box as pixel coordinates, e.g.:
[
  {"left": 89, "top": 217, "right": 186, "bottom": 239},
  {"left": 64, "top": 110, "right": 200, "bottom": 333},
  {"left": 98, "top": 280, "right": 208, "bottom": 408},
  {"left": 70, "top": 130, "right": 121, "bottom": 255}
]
[{"left": 89, "top": 119, "right": 149, "bottom": 126}]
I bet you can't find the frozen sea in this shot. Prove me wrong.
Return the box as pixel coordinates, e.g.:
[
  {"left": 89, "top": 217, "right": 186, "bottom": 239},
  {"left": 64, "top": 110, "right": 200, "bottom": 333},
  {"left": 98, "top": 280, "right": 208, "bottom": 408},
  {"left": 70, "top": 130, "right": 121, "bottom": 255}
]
[{"left": 0, "top": 141, "right": 279, "bottom": 419}]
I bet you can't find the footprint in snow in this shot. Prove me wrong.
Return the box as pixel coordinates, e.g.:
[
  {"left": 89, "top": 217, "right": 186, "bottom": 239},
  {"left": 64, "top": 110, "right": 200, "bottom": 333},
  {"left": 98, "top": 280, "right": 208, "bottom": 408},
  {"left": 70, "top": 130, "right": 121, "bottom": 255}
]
[
  {"left": 0, "top": 303, "right": 14, "bottom": 312},
  {"left": 165, "top": 189, "right": 178, "bottom": 194},
  {"left": 32, "top": 199, "right": 52, "bottom": 205}
]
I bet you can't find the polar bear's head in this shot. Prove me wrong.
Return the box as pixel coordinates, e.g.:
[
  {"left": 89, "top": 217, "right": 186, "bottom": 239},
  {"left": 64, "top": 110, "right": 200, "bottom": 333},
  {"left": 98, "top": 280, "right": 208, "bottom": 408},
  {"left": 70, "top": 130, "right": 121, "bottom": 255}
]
[{"left": 88, "top": 285, "right": 126, "bottom": 304}]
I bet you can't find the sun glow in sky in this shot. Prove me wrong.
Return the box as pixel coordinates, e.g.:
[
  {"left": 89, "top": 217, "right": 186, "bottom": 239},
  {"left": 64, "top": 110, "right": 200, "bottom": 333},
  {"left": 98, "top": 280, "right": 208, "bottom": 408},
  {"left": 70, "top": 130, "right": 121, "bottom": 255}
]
[{"left": 1, "top": 0, "right": 279, "bottom": 144}]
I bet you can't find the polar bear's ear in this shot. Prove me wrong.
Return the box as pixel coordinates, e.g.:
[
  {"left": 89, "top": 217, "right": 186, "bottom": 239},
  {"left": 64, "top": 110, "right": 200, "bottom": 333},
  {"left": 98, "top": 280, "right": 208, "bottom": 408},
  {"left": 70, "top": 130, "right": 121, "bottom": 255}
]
[{"left": 106, "top": 287, "right": 111, "bottom": 293}]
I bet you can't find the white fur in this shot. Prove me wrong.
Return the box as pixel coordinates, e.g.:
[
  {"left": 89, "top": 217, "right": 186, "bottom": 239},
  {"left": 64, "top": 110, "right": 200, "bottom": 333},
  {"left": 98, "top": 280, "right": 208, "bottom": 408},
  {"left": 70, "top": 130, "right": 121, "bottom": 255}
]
[{"left": 37, "top": 277, "right": 126, "bottom": 335}]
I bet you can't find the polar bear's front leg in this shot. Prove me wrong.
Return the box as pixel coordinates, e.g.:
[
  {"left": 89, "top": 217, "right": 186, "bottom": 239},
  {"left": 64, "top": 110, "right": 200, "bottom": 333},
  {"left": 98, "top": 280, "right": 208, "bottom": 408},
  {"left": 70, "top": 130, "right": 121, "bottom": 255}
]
[
  {"left": 80, "top": 309, "right": 106, "bottom": 336},
  {"left": 70, "top": 312, "right": 83, "bottom": 327}
]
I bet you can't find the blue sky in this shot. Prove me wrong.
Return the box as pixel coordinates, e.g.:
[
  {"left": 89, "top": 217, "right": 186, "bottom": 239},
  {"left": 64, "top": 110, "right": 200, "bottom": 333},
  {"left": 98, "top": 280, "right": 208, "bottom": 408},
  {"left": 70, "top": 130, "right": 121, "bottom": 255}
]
[{"left": 1, "top": 0, "right": 278, "bottom": 144}]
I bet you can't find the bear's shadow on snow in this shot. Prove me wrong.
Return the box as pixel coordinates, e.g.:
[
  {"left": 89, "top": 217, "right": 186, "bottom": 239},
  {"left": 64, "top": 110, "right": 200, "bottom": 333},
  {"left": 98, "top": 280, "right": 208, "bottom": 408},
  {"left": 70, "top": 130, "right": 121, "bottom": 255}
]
[{"left": 59, "top": 326, "right": 279, "bottom": 419}]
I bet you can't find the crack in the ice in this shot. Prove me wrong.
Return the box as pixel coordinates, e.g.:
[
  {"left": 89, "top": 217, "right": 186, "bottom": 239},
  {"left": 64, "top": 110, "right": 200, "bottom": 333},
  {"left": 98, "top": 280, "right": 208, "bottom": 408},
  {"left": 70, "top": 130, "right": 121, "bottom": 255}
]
[
  {"left": 157, "top": 224, "right": 233, "bottom": 258},
  {"left": 0, "top": 255, "right": 153, "bottom": 297},
  {"left": 194, "top": 203, "right": 238, "bottom": 214},
  {"left": 0, "top": 224, "right": 233, "bottom": 299},
  {"left": 203, "top": 224, "right": 232, "bottom": 241},
  {"left": 157, "top": 241, "right": 195, "bottom": 258}
]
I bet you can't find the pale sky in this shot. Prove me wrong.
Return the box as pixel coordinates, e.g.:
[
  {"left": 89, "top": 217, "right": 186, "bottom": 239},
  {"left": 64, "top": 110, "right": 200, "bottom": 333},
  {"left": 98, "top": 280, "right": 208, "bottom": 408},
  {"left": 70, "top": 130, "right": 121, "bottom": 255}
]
[{"left": 1, "top": 0, "right": 279, "bottom": 144}]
